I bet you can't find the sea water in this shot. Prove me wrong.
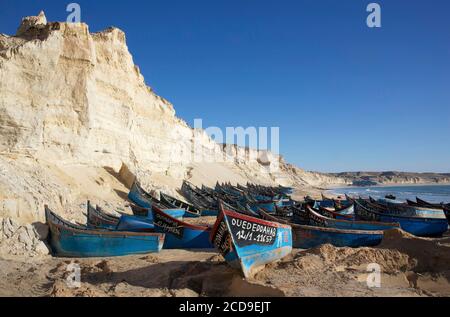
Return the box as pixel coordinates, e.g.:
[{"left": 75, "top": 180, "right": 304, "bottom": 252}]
[{"left": 328, "top": 184, "right": 450, "bottom": 204}]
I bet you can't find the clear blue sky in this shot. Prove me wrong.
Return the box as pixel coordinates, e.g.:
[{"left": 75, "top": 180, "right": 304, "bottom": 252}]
[{"left": 1, "top": 0, "right": 449, "bottom": 173}]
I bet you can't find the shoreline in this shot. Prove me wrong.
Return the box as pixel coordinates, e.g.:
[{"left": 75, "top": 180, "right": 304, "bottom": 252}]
[{"left": 324, "top": 182, "right": 450, "bottom": 191}]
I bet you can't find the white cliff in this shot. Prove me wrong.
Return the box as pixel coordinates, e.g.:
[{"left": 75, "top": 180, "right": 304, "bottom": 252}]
[{"left": 0, "top": 12, "right": 343, "bottom": 230}]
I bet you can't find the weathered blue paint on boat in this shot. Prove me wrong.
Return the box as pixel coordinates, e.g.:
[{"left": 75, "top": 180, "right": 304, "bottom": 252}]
[
  {"left": 372, "top": 199, "right": 446, "bottom": 219},
  {"left": 318, "top": 204, "right": 355, "bottom": 221},
  {"left": 258, "top": 209, "right": 384, "bottom": 249},
  {"left": 315, "top": 199, "right": 334, "bottom": 208},
  {"left": 305, "top": 205, "right": 399, "bottom": 231},
  {"left": 160, "top": 192, "right": 201, "bottom": 218},
  {"left": 277, "top": 186, "right": 294, "bottom": 195},
  {"left": 128, "top": 180, "right": 154, "bottom": 209},
  {"left": 129, "top": 203, "right": 185, "bottom": 220},
  {"left": 335, "top": 204, "right": 355, "bottom": 216},
  {"left": 116, "top": 214, "right": 155, "bottom": 232},
  {"left": 128, "top": 182, "right": 190, "bottom": 220},
  {"left": 200, "top": 209, "right": 219, "bottom": 216},
  {"left": 278, "top": 199, "right": 296, "bottom": 207},
  {"left": 182, "top": 180, "right": 218, "bottom": 210},
  {"left": 354, "top": 199, "right": 448, "bottom": 237},
  {"left": 151, "top": 206, "right": 213, "bottom": 249},
  {"left": 210, "top": 205, "right": 292, "bottom": 278},
  {"left": 248, "top": 201, "right": 276, "bottom": 213},
  {"left": 46, "top": 206, "right": 164, "bottom": 257}
]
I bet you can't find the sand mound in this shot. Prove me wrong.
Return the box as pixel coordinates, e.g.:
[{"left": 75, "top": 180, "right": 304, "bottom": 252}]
[
  {"left": 253, "top": 230, "right": 450, "bottom": 296},
  {"left": 379, "top": 229, "right": 450, "bottom": 273}
]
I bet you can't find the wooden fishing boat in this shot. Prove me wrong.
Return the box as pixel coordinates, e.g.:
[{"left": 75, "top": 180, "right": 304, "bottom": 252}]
[
  {"left": 86, "top": 201, "right": 119, "bottom": 230},
  {"left": 370, "top": 197, "right": 447, "bottom": 219},
  {"left": 45, "top": 206, "right": 164, "bottom": 257},
  {"left": 115, "top": 214, "right": 155, "bottom": 232},
  {"left": 210, "top": 203, "right": 292, "bottom": 278},
  {"left": 410, "top": 198, "right": 450, "bottom": 223},
  {"left": 353, "top": 198, "right": 448, "bottom": 237},
  {"left": 130, "top": 203, "right": 152, "bottom": 218},
  {"left": 305, "top": 205, "right": 399, "bottom": 231},
  {"left": 247, "top": 202, "right": 276, "bottom": 213},
  {"left": 277, "top": 185, "right": 294, "bottom": 195},
  {"left": 258, "top": 209, "right": 384, "bottom": 249},
  {"left": 181, "top": 180, "right": 217, "bottom": 210},
  {"left": 129, "top": 203, "right": 186, "bottom": 220},
  {"left": 216, "top": 182, "right": 243, "bottom": 198},
  {"left": 415, "top": 197, "right": 450, "bottom": 216},
  {"left": 235, "top": 201, "right": 265, "bottom": 217},
  {"left": 314, "top": 195, "right": 334, "bottom": 208},
  {"left": 86, "top": 202, "right": 155, "bottom": 231},
  {"left": 151, "top": 206, "right": 213, "bottom": 249},
  {"left": 160, "top": 192, "right": 201, "bottom": 218},
  {"left": 128, "top": 180, "right": 171, "bottom": 210},
  {"left": 318, "top": 205, "right": 355, "bottom": 220}
]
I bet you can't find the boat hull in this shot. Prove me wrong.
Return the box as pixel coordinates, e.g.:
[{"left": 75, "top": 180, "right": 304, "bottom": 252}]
[
  {"left": 49, "top": 227, "right": 164, "bottom": 257},
  {"left": 46, "top": 207, "right": 164, "bottom": 257},
  {"left": 152, "top": 206, "right": 213, "bottom": 249},
  {"left": 116, "top": 215, "right": 155, "bottom": 232},
  {"left": 291, "top": 225, "right": 383, "bottom": 249},
  {"left": 211, "top": 208, "right": 292, "bottom": 278},
  {"left": 86, "top": 203, "right": 119, "bottom": 230},
  {"left": 306, "top": 205, "right": 399, "bottom": 231},
  {"left": 355, "top": 200, "right": 448, "bottom": 237},
  {"left": 259, "top": 209, "right": 384, "bottom": 249}
]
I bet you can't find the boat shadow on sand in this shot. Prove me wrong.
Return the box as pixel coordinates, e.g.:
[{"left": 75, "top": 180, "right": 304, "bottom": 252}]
[{"left": 50, "top": 258, "right": 285, "bottom": 297}]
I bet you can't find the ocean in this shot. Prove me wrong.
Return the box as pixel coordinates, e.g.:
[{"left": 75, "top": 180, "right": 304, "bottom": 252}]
[{"left": 328, "top": 184, "right": 450, "bottom": 204}]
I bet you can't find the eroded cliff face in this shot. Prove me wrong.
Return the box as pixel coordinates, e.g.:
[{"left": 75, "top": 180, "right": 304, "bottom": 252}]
[{"left": 0, "top": 13, "right": 341, "bottom": 225}]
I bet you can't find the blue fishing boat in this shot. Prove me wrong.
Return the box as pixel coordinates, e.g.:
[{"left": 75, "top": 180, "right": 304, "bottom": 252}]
[
  {"left": 200, "top": 209, "right": 219, "bottom": 216},
  {"left": 129, "top": 203, "right": 185, "bottom": 220},
  {"left": 128, "top": 180, "right": 160, "bottom": 209},
  {"left": 210, "top": 203, "right": 292, "bottom": 278},
  {"left": 305, "top": 204, "right": 400, "bottom": 231},
  {"left": 129, "top": 203, "right": 152, "bottom": 218},
  {"left": 115, "top": 214, "right": 155, "bottom": 232},
  {"left": 258, "top": 209, "right": 384, "bottom": 249},
  {"left": 317, "top": 204, "right": 355, "bottom": 220},
  {"left": 277, "top": 185, "right": 294, "bottom": 195},
  {"left": 373, "top": 197, "right": 447, "bottom": 219},
  {"left": 128, "top": 181, "right": 190, "bottom": 220},
  {"left": 216, "top": 182, "right": 243, "bottom": 198},
  {"left": 160, "top": 192, "right": 201, "bottom": 218},
  {"left": 411, "top": 197, "right": 450, "bottom": 224},
  {"left": 86, "top": 202, "right": 156, "bottom": 231},
  {"left": 86, "top": 201, "right": 119, "bottom": 230},
  {"left": 45, "top": 206, "right": 164, "bottom": 257},
  {"left": 354, "top": 199, "right": 448, "bottom": 237},
  {"left": 181, "top": 180, "right": 218, "bottom": 209},
  {"left": 247, "top": 201, "right": 276, "bottom": 214},
  {"left": 151, "top": 206, "right": 213, "bottom": 249}
]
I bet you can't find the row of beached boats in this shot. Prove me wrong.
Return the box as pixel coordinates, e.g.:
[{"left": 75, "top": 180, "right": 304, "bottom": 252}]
[{"left": 45, "top": 181, "right": 450, "bottom": 278}]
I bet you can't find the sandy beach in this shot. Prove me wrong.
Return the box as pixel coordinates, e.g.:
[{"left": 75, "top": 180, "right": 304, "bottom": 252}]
[{"left": 1, "top": 226, "right": 449, "bottom": 297}]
